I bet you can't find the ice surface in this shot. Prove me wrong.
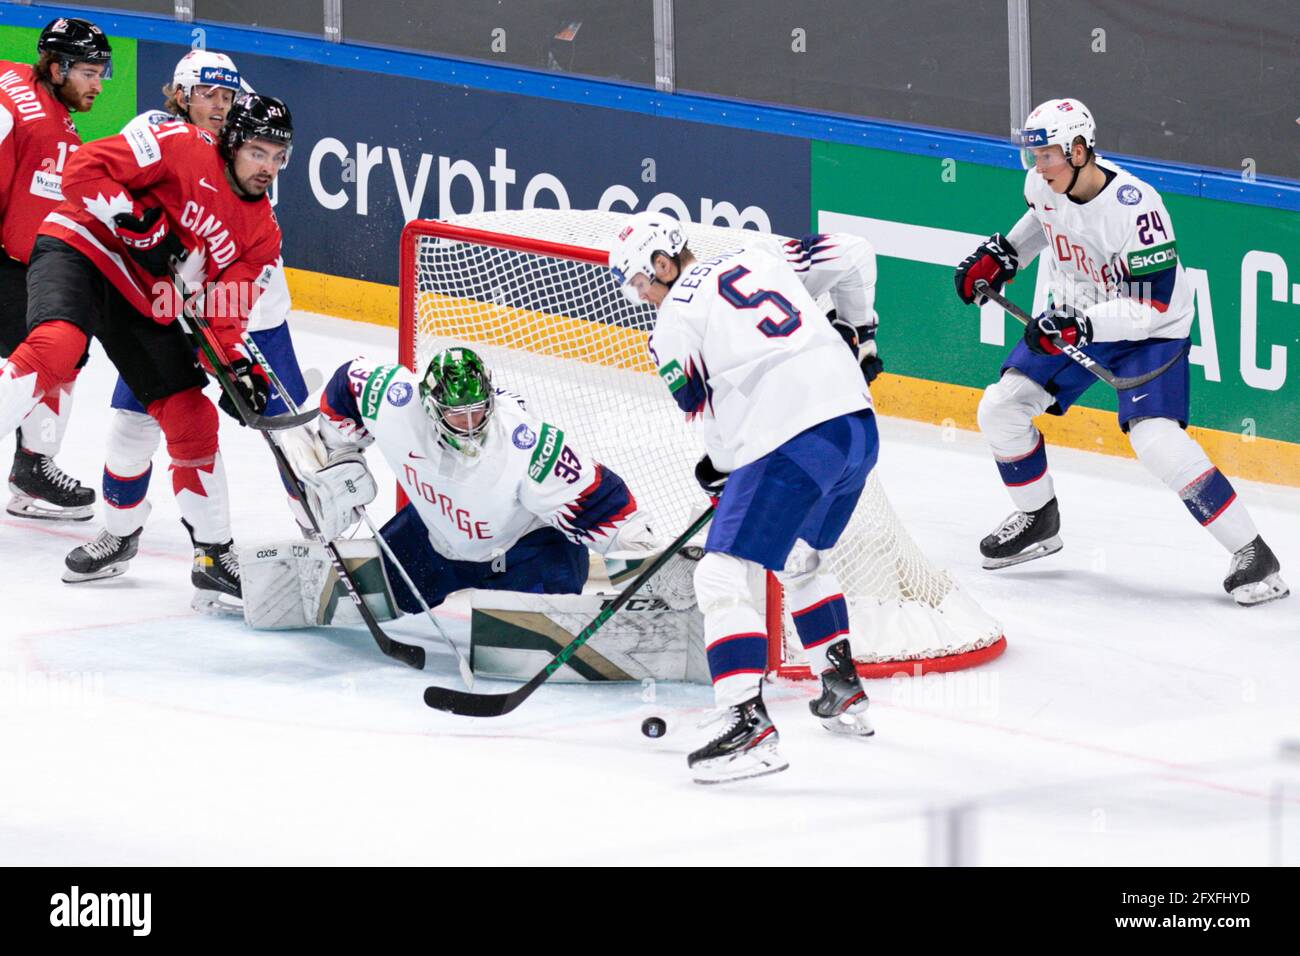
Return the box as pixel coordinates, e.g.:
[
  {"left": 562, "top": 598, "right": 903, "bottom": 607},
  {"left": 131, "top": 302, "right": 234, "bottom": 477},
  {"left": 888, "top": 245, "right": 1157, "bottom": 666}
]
[{"left": 2, "top": 312, "right": 1297, "bottom": 865}]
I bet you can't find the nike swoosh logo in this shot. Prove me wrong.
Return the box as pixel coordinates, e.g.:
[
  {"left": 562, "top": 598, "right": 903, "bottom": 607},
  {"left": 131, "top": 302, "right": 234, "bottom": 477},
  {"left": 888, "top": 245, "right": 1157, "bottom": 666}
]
[
  {"left": 199, "top": 177, "right": 217, "bottom": 192},
  {"left": 408, "top": 452, "right": 425, "bottom": 459},
  {"left": 1132, "top": 393, "right": 1149, "bottom": 402}
]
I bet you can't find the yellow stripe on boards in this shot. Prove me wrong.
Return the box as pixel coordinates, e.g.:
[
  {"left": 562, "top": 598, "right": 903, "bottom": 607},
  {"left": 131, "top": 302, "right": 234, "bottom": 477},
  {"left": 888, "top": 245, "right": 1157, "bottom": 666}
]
[
  {"left": 870, "top": 373, "right": 1300, "bottom": 487},
  {"left": 285, "top": 268, "right": 399, "bottom": 327}
]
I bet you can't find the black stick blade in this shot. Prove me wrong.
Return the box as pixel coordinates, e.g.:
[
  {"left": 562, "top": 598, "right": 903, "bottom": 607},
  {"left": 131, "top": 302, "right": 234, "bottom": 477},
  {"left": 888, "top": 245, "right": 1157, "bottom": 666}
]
[
  {"left": 246, "top": 407, "right": 320, "bottom": 431},
  {"left": 424, "top": 684, "right": 519, "bottom": 718},
  {"left": 390, "top": 642, "right": 426, "bottom": 670}
]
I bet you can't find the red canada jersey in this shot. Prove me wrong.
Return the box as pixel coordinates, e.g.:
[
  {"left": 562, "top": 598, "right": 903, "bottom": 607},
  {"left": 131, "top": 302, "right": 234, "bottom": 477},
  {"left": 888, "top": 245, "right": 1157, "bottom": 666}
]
[
  {"left": 0, "top": 61, "right": 82, "bottom": 263},
  {"left": 40, "top": 119, "right": 282, "bottom": 352}
]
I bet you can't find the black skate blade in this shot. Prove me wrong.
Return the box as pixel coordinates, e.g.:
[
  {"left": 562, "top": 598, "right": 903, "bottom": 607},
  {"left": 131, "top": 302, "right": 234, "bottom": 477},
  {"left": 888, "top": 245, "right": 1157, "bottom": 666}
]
[
  {"left": 61, "top": 564, "right": 128, "bottom": 584},
  {"left": 1231, "top": 573, "right": 1290, "bottom": 607},
  {"left": 7, "top": 494, "right": 93, "bottom": 522},
  {"left": 981, "top": 535, "right": 1063, "bottom": 570}
]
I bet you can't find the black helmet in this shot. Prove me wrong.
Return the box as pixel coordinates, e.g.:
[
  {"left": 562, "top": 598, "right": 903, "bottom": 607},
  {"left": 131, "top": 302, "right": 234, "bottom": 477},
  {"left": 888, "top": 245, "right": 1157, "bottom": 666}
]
[
  {"left": 38, "top": 18, "right": 113, "bottom": 79},
  {"left": 219, "top": 92, "right": 293, "bottom": 166}
]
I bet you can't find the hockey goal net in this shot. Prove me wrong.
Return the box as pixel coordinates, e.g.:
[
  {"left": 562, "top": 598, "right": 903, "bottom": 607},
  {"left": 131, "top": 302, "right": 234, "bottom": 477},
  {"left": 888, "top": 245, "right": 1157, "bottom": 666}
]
[{"left": 398, "top": 210, "right": 1005, "bottom": 679}]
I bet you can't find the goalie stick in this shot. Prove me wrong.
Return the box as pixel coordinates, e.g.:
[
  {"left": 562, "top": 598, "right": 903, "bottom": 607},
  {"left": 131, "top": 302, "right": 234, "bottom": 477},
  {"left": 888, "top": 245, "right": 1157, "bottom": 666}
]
[
  {"left": 170, "top": 276, "right": 425, "bottom": 670},
  {"left": 974, "top": 279, "right": 1189, "bottom": 390},
  {"left": 423, "top": 505, "right": 715, "bottom": 718},
  {"left": 242, "top": 334, "right": 472, "bottom": 686}
]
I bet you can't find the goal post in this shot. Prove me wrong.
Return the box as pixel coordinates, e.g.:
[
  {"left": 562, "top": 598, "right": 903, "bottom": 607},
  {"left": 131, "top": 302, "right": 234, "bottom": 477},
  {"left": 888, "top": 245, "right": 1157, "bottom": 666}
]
[{"left": 398, "top": 210, "right": 1006, "bottom": 679}]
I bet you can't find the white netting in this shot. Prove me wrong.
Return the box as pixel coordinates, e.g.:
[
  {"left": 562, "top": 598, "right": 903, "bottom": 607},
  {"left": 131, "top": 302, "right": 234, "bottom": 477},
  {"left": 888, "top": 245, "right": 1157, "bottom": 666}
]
[{"left": 403, "top": 210, "right": 1001, "bottom": 670}]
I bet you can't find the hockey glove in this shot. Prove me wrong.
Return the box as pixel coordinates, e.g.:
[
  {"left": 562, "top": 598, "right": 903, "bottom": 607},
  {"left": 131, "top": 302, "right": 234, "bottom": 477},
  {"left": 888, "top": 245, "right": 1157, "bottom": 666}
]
[
  {"left": 601, "top": 510, "right": 664, "bottom": 558},
  {"left": 1025, "top": 305, "right": 1093, "bottom": 356},
  {"left": 954, "top": 233, "right": 1018, "bottom": 305},
  {"left": 298, "top": 449, "right": 378, "bottom": 541},
  {"left": 112, "top": 206, "right": 186, "bottom": 277},
  {"left": 218, "top": 354, "right": 271, "bottom": 421},
  {"left": 828, "top": 309, "right": 884, "bottom": 384},
  {"left": 694, "top": 454, "right": 729, "bottom": 497}
]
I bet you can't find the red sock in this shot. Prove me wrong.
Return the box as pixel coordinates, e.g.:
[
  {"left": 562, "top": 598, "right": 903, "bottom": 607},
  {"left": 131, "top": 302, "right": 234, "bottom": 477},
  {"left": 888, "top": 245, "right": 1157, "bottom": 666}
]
[
  {"left": 148, "top": 388, "right": 219, "bottom": 472},
  {"left": 6, "top": 321, "right": 87, "bottom": 395}
]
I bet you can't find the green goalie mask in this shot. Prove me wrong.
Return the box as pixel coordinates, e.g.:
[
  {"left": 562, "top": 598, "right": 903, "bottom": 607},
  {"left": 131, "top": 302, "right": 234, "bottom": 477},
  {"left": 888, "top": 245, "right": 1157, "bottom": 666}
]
[{"left": 420, "top": 347, "right": 495, "bottom": 456}]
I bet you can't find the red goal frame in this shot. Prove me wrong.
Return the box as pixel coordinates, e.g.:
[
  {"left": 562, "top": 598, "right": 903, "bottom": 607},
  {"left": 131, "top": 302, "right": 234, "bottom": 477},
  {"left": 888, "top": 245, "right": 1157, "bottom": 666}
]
[{"left": 398, "top": 218, "right": 1006, "bottom": 680}]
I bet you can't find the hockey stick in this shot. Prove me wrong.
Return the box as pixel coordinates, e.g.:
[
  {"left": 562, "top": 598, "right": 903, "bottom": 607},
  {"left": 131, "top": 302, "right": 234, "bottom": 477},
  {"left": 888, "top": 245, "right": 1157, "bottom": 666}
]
[
  {"left": 171, "top": 277, "right": 425, "bottom": 670},
  {"left": 168, "top": 285, "right": 317, "bottom": 431},
  {"left": 974, "top": 280, "right": 1189, "bottom": 391},
  {"left": 423, "top": 504, "right": 715, "bottom": 718},
  {"left": 242, "top": 334, "right": 470, "bottom": 685}
]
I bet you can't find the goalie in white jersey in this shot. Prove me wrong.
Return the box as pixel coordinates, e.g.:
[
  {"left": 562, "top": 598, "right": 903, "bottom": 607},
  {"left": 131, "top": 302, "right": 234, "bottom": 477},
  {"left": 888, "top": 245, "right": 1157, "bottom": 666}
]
[
  {"left": 610, "top": 212, "right": 881, "bottom": 784},
  {"left": 284, "top": 346, "right": 664, "bottom": 620},
  {"left": 955, "top": 98, "right": 1287, "bottom": 606}
]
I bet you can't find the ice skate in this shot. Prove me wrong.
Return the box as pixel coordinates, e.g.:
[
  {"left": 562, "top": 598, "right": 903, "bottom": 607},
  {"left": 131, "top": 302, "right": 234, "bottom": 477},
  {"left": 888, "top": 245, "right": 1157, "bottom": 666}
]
[
  {"left": 63, "top": 528, "right": 141, "bottom": 583},
  {"left": 7, "top": 438, "right": 95, "bottom": 521},
  {"left": 809, "top": 639, "right": 874, "bottom": 737},
  {"left": 688, "top": 695, "right": 789, "bottom": 785},
  {"left": 184, "top": 519, "right": 242, "bottom": 615},
  {"left": 1224, "top": 536, "right": 1289, "bottom": 607},
  {"left": 980, "top": 497, "right": 1062, "bottom": 570}
]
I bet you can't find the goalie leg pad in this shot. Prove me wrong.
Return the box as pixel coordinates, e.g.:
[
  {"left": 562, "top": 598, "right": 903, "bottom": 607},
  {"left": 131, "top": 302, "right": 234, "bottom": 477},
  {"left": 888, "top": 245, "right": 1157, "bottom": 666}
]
[
  {"left": 240, "top": 538, "right": 398, "bottom": 629},
  {"left": 694, "top": 551, "right": 767, "bottom": 709},
  {"left": 607, "top": 544, "right": 703, "bottom": 610}
]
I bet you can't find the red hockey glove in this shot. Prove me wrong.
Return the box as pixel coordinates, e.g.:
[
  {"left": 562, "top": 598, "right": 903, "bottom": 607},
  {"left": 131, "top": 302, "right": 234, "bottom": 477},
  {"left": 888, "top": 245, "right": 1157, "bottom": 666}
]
[
  {"left": 1025, "top": 306, "right": 1093, "bottom": 356},
  {"left": 112, "top": 206, "right": 186, "bottom": 277},
  {"left": 954, "top": 233, "right": 1018, "bottom": 305}
]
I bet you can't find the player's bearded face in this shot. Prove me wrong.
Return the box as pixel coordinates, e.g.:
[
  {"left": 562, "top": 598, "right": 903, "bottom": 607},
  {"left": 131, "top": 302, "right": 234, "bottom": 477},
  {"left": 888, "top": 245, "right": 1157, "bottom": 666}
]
[
  {"left": 55, "top": 63, "right": 106, "bottom": 112},
  {"left": 183, "top": 85, "right": 236, "bottom": 135},
  {"left": 230, "top": 139, "right": 288, "bottom": 197}
]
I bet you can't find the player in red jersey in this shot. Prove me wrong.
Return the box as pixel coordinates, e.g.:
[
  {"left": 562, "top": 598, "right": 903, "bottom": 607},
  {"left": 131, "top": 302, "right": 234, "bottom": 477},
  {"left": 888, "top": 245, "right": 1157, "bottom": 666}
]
[
  {"left": 0, "top": 92, "right": 293, "bottom": 612},
  {"left": 64, "top": 49, "right": 314, "bottom": 587},
  {"left": 0, "top": 17, "right": 111, "bottom": 521}
]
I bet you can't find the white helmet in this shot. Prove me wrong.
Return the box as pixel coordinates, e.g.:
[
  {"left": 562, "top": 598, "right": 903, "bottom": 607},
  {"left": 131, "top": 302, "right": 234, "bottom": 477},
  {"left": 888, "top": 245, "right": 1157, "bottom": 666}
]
[
  {"left": 608, "top": 212, "right": 687, "bottom": 304},
  {"left": 172, "top": 49, "right": 242, "bottom": 96},
  {"left": 1013, "top": 97, "right": 1095, "bottom": 169}
]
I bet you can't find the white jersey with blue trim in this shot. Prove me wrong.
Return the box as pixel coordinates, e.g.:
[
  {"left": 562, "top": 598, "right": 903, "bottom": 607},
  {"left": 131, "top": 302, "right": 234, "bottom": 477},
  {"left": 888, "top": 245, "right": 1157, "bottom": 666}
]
[
  {"left": 1006, "top": 157, "right": 1194, "bottom": 343},
  {"left": 648, "top": 243, "right": 872, "bottom": 473},
  {"left": 318, "top": 360, "right": 640, "bottom": 563},
  {"left": 121, "top": 109, "right": 178, "bottom": 137},
  {"left": 117, "top": 109, "right": 292, "bottom": 333}
]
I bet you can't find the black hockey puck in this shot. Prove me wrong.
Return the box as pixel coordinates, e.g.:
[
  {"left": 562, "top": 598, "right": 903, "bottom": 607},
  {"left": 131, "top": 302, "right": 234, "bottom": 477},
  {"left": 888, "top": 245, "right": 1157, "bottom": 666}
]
[{"left": 641, "top": 716, "right": 667, "bottom": 738}]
